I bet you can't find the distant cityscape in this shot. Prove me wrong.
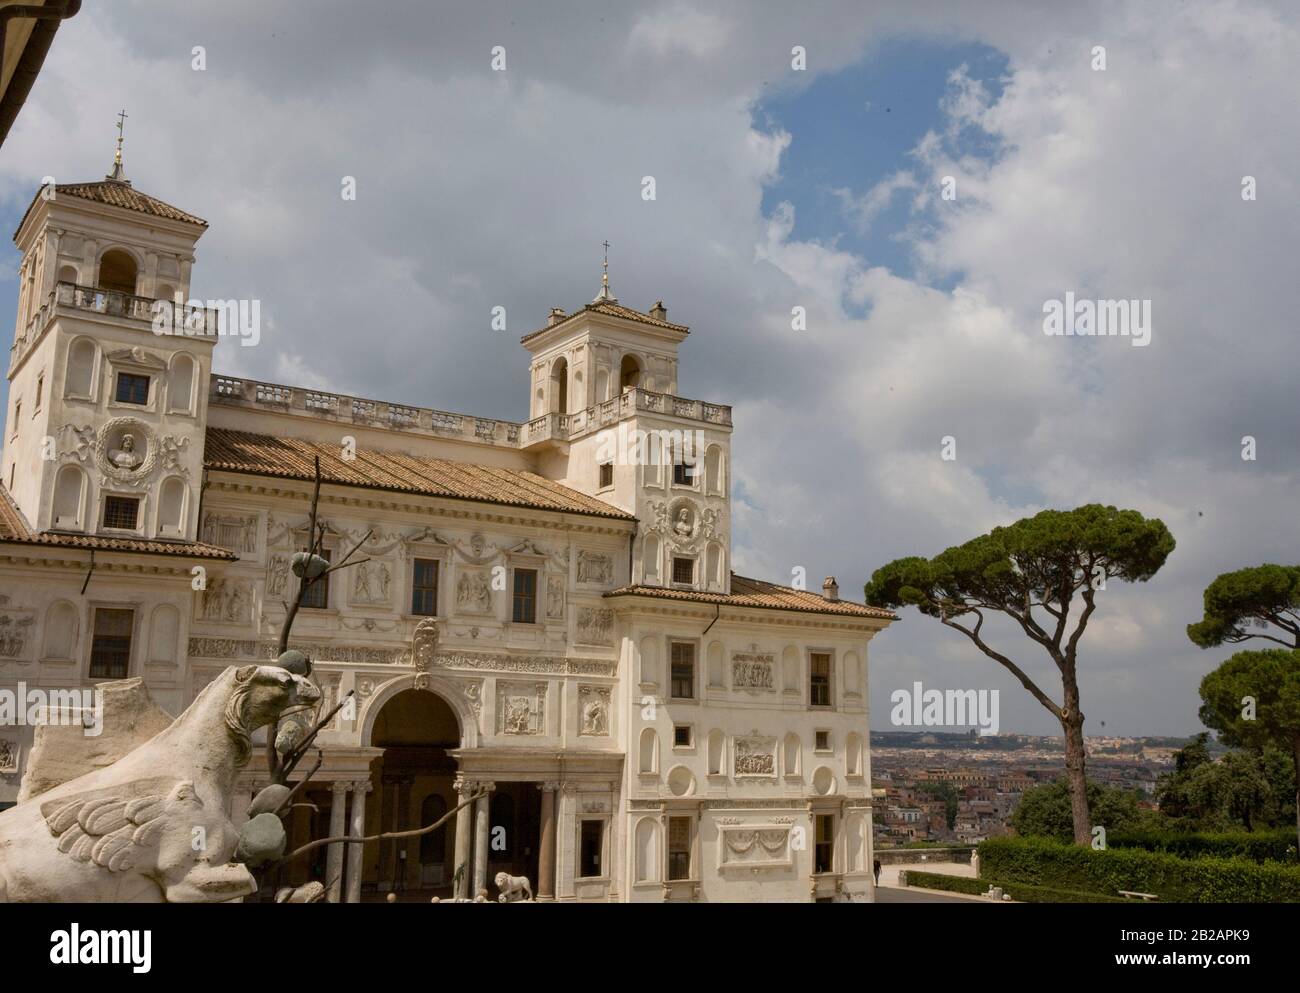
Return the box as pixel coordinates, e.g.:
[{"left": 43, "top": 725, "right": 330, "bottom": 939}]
[{"left": 871, "top": 731, "right": 1211, "bottom": 847}]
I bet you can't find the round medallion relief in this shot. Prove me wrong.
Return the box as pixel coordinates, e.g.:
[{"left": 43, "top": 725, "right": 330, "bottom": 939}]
[{"left": 96, "top": 417, "right": 156, "bottom": 482}]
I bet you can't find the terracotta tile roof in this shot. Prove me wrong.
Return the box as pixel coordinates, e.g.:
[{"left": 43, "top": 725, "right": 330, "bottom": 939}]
[
  {"left": 204, "top": 427, "right": 636, "bottom": 521},
  {"left": 16, "top": 179, "right": 207, "bottom": 237},
  {"left": 0, "top": 485, "right": 236, "bottom": 560},
  {"left": 521, "top": 301, "right": 689, "bottom": 344},
  {"left": 605, "top": 573, "right": 896, "bottom": 619}
]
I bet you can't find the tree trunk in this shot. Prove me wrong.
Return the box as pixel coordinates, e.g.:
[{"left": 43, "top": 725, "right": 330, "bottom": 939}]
[
  {"left": 1061, "top": 671, "right": 1092, "bottom": 846},
  {"left": 1293, "top": 735, "right": 1300, "bottom": 857}
]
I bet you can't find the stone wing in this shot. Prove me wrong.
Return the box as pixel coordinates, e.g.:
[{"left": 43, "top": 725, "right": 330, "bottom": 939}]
[{"left": 40, "top": 789, "right": 172, "bottom": 872}]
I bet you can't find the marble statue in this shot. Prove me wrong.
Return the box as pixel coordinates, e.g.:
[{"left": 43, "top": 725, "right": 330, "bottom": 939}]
[
  {"left": 0, "top": 664, "right": 320, "bottom": 902},
  {"left": 495, "top": 871, "right": 532, "bottom": 902},
  {"left": 107, "top": 432, "right": 144, "bottom": 470}
]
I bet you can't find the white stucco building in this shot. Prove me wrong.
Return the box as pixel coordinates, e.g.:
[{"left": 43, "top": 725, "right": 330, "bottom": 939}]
[{"left": 0, "top": 162, "right": 894, "bottom": 902}]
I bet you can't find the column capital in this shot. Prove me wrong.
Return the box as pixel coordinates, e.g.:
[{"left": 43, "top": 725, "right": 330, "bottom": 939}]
[
  {"left": 538, "top": 781, "right": 561, "bottom": 793},
  {"left": 331, "top": 780, "right": 352, "bottom": 796}
]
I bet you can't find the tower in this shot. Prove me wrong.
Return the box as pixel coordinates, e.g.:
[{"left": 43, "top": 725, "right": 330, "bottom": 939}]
[
  {"left": 3, "top": 127, "right": 213, "bottom": 543},
  {"left": 521, "top": 251, "right": 733, "bottom": 593}
]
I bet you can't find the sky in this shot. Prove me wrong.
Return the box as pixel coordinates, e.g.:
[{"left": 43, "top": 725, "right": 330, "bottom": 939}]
[{"left": 1, "top": 0, "right": 1297, "bottom": 738}]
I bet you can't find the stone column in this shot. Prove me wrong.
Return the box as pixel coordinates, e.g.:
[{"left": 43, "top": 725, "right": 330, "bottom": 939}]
[
  {"left": 536, "top": 781, "right": 558, "bottom": 902},
  {"left": 556, "top": 782, "right": 578, "bottom": 900},
  {"left": 344, "top": 783, "right": 370, "bottom": 904},
  {"left": 326, "top": 782, "right": 350, "bottom": 903},
  {"left": 453, "top": 777, "right": 474, "bottom": 900},
  {"left": 472, "top": 781, "right": 496, "bottom": 898},
  {"left": 395, "top": 778, "right": 413, "bottom": 891}
]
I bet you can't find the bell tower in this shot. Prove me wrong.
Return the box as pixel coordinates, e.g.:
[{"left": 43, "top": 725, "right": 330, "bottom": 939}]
[
  {"left": 520, "top": 251, "right": 734, "bottom": 594},
  {"left": 2, "top": 123, "right": 214, "bottom": 543}
]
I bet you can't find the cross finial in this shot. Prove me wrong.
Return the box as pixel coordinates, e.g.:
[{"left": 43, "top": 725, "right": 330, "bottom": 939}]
[
  {"left": 108, "top": 109, "right": 129, "bottom": 182},
  {"left": 594, "top": 240, "right": 616, "bottom": 303}
]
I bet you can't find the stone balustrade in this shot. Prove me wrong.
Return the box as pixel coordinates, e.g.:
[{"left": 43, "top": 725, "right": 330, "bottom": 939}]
[{"left": 209, "top": 375, "right": 731, "bottom": 449}]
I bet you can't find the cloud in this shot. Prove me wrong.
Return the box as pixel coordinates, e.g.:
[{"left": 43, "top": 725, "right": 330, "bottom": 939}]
[{"left": 4, "top": 0, "right": 1298, "bottom": 736}]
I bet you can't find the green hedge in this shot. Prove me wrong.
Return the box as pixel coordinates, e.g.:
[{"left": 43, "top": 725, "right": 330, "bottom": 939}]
[
  {"left": 979, "top": 836, "right": 1300, "bottom": 903},
  {"left": 904, "top": 870, "right": 1128, "bottom": 903},
  {"left": 1107, "top": 828, "right": 1297, "bottom": 864}
]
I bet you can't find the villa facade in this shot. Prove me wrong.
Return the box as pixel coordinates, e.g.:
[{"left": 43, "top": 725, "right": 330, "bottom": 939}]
[{"left": 0, "top": 164, "right": 893, "bottom": 902}]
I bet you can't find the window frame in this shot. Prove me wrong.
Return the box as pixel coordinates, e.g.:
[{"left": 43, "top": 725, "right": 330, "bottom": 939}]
[
  {"left": 100, "top": 492, "right": 143, "bottom": 533},
  {"left": 813, "top": 813, "right": 836, "bottom": 875},
  {"left": 597, "top": 461, "right": 614, "bottom": 491},
  {"left": 298, "top": 546, "right": 333, "bottom": 610},
  {"left": 809, "top": 649, "right": 834, "bottom": 708},
  {"left": 671, "top": 555, "right": 695, "bottom": 587},
  {"left": 114, "top": 370, "right": 152, "bottom": 406},
  {"left": 577, "top": 817, "right": 608, "bottom": 880},
  {"left": 666, "top": 814, "right": 694, "bottom": 881},
  {"left": 88, "top": 604, "right": 137, "bottom": 680},
  {"left": 669, "top": 639, "right": 697, "bottom": 701},
  {"left": 410, "top": 556, "right": 441, "bottom": 617},
  {"left": 511, "top": 565, "right": 539, "bottom": 624}
]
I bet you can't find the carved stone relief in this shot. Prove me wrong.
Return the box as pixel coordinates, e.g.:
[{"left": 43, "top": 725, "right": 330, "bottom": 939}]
[
  {"left": 734, "top": 735, "right": 777, "bottom": 778},
  {"left": 545, "top": 576, "right": 565, "bottom": 620},
  {"left": 349, "top": 559, "right": 392, "bottom": 607},
  {"left": 455, "top": 568, "right": 493, "bottom": 615},
  {"left": 719, "top": 825, "right": 791, "bottom": 866},
  {"left": 576, "top": 550, "right": 613, "bottom": 586},
  {"left": 0, "top": 596, "right": 35, "bottom": 659},
  {"left": 497, "top": 681, "right": 546, "bottom": 736},
  {"left": 731, "top": 645, "right": 775, "bottom": 693},
  {"left": 201, "top": 512, "right": 259, "bottom": 553},
  {"left": 578, "top": 685, "right": 610, "bottom": 736},
  {"left": 575, "top": 606, "right": 615, "bottom": 647},
  {"left": 0, "top": 738, "right": 20, "bottom": 774},
  {"left": 197, "top": 578, "right": 254, "bottom": 624},
  {"left": 265, "top": 552, "right": 291, "bottom": 598}
]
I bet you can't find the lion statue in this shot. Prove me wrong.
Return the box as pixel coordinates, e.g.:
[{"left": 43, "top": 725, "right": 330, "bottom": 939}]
[{"left": 495, "top": 871, "right": 532, "bottom": 902}]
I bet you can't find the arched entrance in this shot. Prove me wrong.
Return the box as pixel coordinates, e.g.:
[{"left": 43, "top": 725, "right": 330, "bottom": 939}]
[{"left": 365, "top": 688, "right": 461, "bottom": 900}]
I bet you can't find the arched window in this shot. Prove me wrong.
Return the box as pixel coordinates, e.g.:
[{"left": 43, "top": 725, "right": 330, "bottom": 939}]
[
  {"left": 419, "top": 794, "right": 449, "bottom": 865},
  {"left": 166, "top": 353, "right": 196, "bottom": 414},
  {"left": 58, "top": 264, "right": 78, "bottom": 286},
  {"left": 619, "top": 354, "right": 641, "bottom": 392},
  {"left": 52, "top": 464, "right": 86, "bottom": 530},
  {"left": 595, "top": 368, "right": 609, "bottom": 403},
  {"left": 707, "top": 729, "right": 725, "bottom": 776},
  {"left": 706, "top": 542, "right": 724, "bottom": 591},
  {"left": 705, "top": 445, "right": 725, "bottom": 496},
  {"left": 98, "top": 249, "right": 138, "bottom": 295},
  {"left": 783, "top": 733, "right": 802, "bottom": 778},
  {"left": 550, "top": 357, "right": 568, "bottom": 414},
  {"left": 64, "top": 337, "right": 97, "bottom": 399},
  {"left": 42, "top": 600, "right": 79, "bottom": 660},
  {"left": 638, "top": 726, "right": 659, "bottom": 774},
  {"left": 634, "top": 818, "right": 660, "bottom": 882},
  {"left": 157, "top": 477, "right": 187, "bottom": 536},
  {"left": 155, "top": 282, "right": 175, "bottom": 304}
]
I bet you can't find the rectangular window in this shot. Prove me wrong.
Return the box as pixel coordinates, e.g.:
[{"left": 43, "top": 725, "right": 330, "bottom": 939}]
[
  {"left": 34, "top": 374, "right": 43, "bottom": 412},
  {"left": 672, "top": 557, "right": 694, "bottom": 585},
  {"left": 810, "top": 652, "right": 833, "bottom": 707},
  {"left": 672, "top": 458, "right": 695, "bottom": 486},
  {"left": 115, "top": 372, "right": 150, "bottom": 405},
  {"left": 89, "top": 607, "right": 134, "bottom": 679},
  {"left": 10, "top": 400, "right": 19, "bottom": 434},
  {"left": 814, "top": 814, "right": 835, "bottom": 874},
  {"left": 598, "top": 462, "right": 613, "bottom": 489},
  {"left": 411, "top": 558, "right": 439, "bottom": 616},
  {"left": 670, "top": 641, "right": 695, "bottom": 700},
  {"left": 815, "top": 730, "right": 830, "bottom": 751},
  {"left": 667, "top": 816, "right": 691, "bottom": 881},
  {"left": 299, "top": 548, "right": 332, "bottom": 609},
  {"left": 579, "top": 819, "right": 603, "bottom": 878},
  {"left": 102, "top": 495, "right": 140, "bottom": 530},
  {"left": 673, "top": 725, "right": 692, "bottom": 748},
  {"left": 512, "top": 568, "right": 537, "bottom": 623}
]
